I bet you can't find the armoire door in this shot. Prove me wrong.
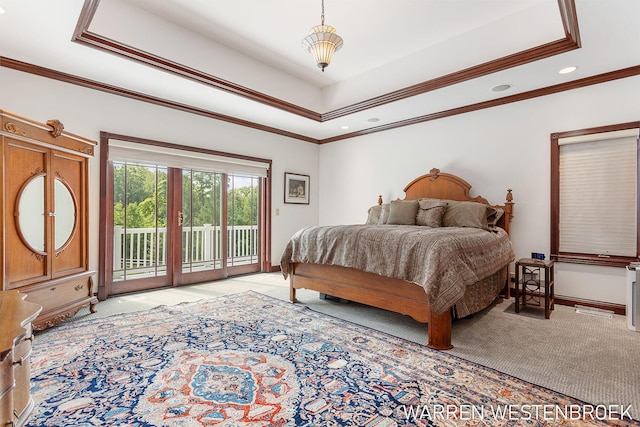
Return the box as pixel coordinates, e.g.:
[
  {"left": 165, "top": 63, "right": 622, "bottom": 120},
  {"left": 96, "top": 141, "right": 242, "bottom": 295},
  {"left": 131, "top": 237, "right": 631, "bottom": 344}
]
[
  {"left": 3, "top": 138, "right": 87, "bottom": 289},
  {"left": 50, "top": 149, "right": 88, "bottom": 278},
  {"left": 4, "top": 138, "right": 49, "bottom": 288}
]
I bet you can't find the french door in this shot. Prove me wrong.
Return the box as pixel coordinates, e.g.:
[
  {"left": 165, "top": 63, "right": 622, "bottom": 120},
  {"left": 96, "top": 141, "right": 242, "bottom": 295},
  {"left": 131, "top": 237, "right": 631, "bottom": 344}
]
[
  {"left": 178, "top": 170, "right": 261, "bottom": 284},
  {"left": 104, "top": 162, "right": 262, "bottom": 297}
]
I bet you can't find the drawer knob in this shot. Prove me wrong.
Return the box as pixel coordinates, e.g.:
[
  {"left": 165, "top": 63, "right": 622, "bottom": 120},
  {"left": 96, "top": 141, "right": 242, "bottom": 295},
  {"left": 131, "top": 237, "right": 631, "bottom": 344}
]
[{"left": 75, "top": 284, "right": 84, "bottom": 291}]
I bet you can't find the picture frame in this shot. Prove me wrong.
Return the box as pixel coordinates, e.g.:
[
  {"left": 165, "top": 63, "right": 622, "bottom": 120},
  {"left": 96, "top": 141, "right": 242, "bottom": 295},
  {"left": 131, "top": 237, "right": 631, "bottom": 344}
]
[{"left": 284, "top": 172, "right": 310, "bottom": 204}]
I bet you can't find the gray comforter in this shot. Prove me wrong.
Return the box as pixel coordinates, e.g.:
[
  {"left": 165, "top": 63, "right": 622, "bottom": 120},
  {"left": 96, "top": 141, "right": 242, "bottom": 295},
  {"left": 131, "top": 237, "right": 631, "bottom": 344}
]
[{"left": 281, "top": 224, "right": 514, "bottom": 315}]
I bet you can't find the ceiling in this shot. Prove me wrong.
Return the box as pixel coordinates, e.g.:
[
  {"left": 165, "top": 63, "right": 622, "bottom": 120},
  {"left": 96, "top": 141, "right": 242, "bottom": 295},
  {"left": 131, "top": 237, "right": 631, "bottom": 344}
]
[{"left": 0, "top": 0, "right": 638, "bottom": 143}]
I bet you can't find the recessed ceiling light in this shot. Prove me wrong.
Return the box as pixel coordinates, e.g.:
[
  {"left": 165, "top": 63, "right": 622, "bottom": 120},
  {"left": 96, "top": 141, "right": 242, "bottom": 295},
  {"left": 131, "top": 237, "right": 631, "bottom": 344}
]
[
  {"left": 491, "top": 84, "right": 512, "bottom": 92},
  {"left": 559, "top": 66, "right": 578, "bottom": 74},
  {"left": 340, "top": 125, "right": 350, "bottom": 130},
  {"left": 367, "top": 118, "right": 380, "bottom": 123}
]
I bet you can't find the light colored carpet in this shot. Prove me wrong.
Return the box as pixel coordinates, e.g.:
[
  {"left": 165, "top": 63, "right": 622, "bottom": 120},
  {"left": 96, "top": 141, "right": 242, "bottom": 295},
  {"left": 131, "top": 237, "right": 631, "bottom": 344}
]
[{"left": 69, "top": 272, "right": 640, "bottom": 419}]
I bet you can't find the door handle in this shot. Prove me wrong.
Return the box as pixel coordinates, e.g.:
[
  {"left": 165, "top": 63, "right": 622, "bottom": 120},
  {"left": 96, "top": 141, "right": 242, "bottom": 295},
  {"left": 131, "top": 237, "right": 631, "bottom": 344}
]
[{"left": 178, "top": 211, "right": 183, "bottom": 226}]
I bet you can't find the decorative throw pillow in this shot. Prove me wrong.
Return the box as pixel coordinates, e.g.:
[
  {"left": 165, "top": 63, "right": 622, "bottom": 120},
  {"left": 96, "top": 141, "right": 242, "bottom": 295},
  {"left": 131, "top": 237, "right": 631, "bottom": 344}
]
[
  {"left": 442, "top": 201, "right": 495, "bottom": 230},
  {"left": 488, "top": 207, "right": 504, "bottom": 228},
  {"left": 365, "top": 205, "right": 382, "bottom": 224},
  {"left": 378, "top": 203, "right": 391, "bottom": 224},
  {"left": 416, "top": 199, "right": 448, "bottom": 227},
  {"left": 387, "top": 200, "right": 419, "bottom": 225}
]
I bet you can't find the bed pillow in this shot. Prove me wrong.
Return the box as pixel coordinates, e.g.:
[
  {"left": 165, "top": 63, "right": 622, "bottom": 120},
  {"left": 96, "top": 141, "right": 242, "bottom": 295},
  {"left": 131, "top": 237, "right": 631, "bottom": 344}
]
[
  {"left": 378, "top": 203, "right": 391, "bottom": 224},
  {"left": 488, "top": 207, "right": 504, "bottom": 228},
  {"left": 387, "top": 200, "right": 419, "bottom": 225},
  {"left": 365, "top": 205, "right": 382, "bottom": 224},
  {"left": 416, "top": 199, "right": 448, "bottom": 227},
  {"left": 442, "top": 201, "right": 498, "bottom": 231}
]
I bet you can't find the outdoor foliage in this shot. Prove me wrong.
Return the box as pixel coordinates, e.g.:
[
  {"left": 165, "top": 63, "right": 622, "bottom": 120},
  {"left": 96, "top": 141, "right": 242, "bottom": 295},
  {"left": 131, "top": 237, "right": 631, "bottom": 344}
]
[
  {"left": 113, "top": 163, "right": 260, "bottom": 274},
  {"left": 113, "top": 164, "right": 259, "bottom": 229}
]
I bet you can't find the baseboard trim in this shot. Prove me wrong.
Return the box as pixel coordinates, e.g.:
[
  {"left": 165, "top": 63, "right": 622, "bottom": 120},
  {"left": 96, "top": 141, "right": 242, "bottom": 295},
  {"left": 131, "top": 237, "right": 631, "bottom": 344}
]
[
  {"left": 508, "top": 286, "right": 626, "bottom": 315},
  {"left": 554, "top": 295, "right": 625, "bottom": 316}
]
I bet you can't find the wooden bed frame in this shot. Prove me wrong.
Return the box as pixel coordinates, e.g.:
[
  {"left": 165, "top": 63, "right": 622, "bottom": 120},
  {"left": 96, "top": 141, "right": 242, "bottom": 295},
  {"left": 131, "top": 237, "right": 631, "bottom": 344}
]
[{"left": 288, "top": 168, "right": 514, "bottom": 350}]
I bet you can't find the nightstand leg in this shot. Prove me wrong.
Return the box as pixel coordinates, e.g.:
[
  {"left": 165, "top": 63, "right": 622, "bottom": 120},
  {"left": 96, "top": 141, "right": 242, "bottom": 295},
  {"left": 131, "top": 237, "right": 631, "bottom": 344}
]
[
  {"left": 545, "top": 267, "right": 550, "bottom": 319},
  {"left": 515, "top": 263, "right": 520, "bottom": 313}
]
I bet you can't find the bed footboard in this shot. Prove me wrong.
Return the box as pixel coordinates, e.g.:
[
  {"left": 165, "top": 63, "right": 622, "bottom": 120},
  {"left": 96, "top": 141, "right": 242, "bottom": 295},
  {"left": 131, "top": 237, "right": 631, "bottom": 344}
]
[{"left": 289, "top": 262, "right": 453, "bottom": 350}]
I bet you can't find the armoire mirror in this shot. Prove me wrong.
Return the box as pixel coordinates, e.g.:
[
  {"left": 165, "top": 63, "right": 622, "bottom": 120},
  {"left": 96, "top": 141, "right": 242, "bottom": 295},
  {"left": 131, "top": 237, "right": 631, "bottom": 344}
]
[
  {"left": 16, "top": 175, "right": 77, "bottom": 254},
  {"left": 16, "top": 174, "right": 46, "bottom": 253},
  {"left": 54, "top": 178, "right": 77, "bottom": 250}
]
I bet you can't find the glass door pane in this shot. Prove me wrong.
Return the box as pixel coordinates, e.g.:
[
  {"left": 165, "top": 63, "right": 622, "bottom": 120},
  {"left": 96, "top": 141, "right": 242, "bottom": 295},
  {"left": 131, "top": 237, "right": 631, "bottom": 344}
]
[
  {"left": 112, "top": 162, "right": 168, "bottom": 281},
  {"left": 227, "top": 174, "right": 260, "bottom": 269},
  {"left": 181, "top": 170, "right": 224, "bottom": 274}
]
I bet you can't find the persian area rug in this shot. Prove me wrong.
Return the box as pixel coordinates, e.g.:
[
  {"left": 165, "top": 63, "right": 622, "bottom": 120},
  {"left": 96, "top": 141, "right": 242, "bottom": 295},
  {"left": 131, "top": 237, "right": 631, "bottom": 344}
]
[{"left": 28, "top": 291, "right": 634, "bottom": 426}]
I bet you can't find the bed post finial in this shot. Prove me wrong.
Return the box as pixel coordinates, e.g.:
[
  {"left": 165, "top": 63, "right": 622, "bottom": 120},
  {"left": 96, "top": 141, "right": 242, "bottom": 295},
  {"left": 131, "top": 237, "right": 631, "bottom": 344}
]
[
  {"left": 429, "top": 168, "right": 440, "bottom": 178},
  {"left": 377, "top": 195, "right": 383, "bottom": 205},
  {"left": 504, "top": 189, "right": 515, "bottom": 224},
  {"left": 507, "top": 188, "right": 513, "bottom": 203}
]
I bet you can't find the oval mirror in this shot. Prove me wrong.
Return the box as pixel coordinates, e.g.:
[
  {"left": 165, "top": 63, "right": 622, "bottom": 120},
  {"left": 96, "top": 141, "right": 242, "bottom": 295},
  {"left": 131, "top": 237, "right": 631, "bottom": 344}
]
[
  {"left": 16, "top": 174, "right": 46, "bottom": 253},
  {"left": 55, "top": 178, "right": 77, "bottom": 251}
]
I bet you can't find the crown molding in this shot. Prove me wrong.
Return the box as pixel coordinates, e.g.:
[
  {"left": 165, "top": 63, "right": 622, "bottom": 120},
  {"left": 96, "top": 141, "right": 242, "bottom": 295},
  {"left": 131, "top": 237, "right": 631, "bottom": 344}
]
[
  {"left": 0, "top": 56, "right": 319, "bottom": 144},
  {"left": 320, "top": 65, "right": 640, "bottom": 144},
  {"left": 73, "top": 0, "right": 580, "bottom": 122},
  {"left": 3, "top": 0, "right": 639, "bottom": 144},
  {"left": 3, "top": 56, "right": 639, "bottom": 145}
]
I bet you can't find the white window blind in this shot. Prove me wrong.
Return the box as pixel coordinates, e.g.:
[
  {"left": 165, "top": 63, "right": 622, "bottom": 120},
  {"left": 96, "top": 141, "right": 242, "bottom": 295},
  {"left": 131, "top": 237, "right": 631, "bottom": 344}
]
[
  {"left": 108, "top": 139, "right": 270, "bottom": 177},
  {"left": 558, "top": 129, "right": 638, "bottom": 257}
]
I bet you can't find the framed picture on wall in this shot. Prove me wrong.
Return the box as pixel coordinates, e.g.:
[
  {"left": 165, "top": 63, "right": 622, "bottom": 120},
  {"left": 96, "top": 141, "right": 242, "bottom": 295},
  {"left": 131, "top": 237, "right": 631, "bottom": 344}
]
[{"left": 284, "top": 172, "right": 310, "bottom": 204}]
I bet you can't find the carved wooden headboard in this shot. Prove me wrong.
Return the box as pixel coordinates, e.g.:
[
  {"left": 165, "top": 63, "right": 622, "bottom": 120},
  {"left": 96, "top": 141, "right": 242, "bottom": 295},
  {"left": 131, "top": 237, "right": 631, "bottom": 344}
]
[{"left": 379, "top": 168, "right": 514, "bottom": 234}]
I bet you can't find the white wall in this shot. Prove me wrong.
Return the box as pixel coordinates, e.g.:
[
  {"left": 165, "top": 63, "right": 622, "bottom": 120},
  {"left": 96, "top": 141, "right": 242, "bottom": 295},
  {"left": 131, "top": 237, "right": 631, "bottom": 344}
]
[
  {"left": 0, "top": 67, "right": 320, "bottom": 273},
  {"left": 3, "top": 66, "right": 640, "bottom": 306},
  {"left": 319, "top": 76, "right": 640, "bottom": 306}
]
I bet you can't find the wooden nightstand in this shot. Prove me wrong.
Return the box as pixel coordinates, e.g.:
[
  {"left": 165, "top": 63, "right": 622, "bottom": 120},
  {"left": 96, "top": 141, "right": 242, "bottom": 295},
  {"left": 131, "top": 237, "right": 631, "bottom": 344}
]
[{"left": 514, "top": 258, "right": 555, "bottom": 319}]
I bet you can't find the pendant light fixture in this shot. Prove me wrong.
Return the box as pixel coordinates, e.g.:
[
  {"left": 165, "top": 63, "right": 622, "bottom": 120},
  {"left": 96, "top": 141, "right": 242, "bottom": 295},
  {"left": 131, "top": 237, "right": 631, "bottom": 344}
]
[{"left": 301, "top": 0, "right": 343, "bottom": 72}]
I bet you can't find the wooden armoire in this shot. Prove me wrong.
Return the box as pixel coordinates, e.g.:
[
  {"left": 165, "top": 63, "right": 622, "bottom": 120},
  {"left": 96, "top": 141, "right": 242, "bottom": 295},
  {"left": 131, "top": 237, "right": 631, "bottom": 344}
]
[{"left": 0, "top": 109, "right": 97, "bottom": 330}]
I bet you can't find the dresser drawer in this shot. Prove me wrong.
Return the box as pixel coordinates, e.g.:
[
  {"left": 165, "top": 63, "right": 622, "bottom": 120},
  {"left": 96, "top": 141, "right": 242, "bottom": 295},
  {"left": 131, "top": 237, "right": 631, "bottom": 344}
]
[
  {"left": 12, "top": 338, "right": 33, "bottom": 423},
  {"left": 0, "top": 356, "right": 14, "bottom": 427},
  {"left": 13, "top": 336, "right": 32, "bottom": 364},
  {"left": 26, "top": 277, "right": 90, "bottom": 312},
  {"left": 0, "top": 290, "right": 42, "bottom": 427}
]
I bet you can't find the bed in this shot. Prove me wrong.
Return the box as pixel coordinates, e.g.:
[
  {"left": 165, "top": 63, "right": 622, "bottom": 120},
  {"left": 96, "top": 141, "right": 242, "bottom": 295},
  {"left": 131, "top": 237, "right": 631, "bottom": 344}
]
[{"left": 281, "top": 168, "right": 515, "bottom": 350}]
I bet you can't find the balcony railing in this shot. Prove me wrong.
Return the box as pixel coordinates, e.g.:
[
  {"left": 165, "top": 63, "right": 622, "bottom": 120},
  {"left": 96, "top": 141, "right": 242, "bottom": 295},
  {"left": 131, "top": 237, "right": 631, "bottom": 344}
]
[{"left": 113, "top": 224, "right": 258, "bottom": 279}]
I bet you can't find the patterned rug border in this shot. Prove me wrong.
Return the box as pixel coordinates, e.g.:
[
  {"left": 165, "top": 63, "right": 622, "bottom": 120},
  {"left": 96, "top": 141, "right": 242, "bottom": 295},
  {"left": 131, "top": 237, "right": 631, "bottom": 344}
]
[
  {"left": 31, "top": 290, "right": 637, "bottom": 426},
  {"left": 36, "top": 290, "right": 609, "bottom": 409},
  {"left": 289, "top": 294, "right": 606, "bottom": 411}
]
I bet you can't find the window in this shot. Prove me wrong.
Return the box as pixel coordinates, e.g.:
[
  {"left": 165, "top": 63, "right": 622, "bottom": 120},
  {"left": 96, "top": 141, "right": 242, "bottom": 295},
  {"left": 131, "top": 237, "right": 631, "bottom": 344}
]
[{"left": 551, "top": 122, "right": 640, "bottom": 267}]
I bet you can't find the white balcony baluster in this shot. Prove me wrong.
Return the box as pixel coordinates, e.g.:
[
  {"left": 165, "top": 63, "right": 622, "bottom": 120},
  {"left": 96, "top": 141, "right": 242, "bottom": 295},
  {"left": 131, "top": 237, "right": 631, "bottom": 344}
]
[{"left": 113, "top": 225, "right": 258, "bottom": 279}]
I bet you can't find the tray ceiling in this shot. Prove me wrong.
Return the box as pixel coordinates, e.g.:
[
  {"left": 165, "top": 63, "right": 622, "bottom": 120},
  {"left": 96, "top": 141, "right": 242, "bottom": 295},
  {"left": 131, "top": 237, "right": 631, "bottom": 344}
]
[{"left": 0, "top": 0, "right": 638, "bottom": 143}]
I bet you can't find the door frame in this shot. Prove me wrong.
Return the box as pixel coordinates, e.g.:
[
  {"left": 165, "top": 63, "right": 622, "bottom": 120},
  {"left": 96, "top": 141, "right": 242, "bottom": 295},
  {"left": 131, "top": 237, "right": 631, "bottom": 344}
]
[{"left": 97, "top": 132, "right": 272, "bottom": 300}]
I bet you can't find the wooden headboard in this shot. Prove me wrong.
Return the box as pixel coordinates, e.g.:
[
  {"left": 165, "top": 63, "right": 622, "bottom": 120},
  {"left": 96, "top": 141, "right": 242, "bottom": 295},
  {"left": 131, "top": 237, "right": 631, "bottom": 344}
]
[{"left": 379, "top": 168, "right": 514, "bottom": 235}]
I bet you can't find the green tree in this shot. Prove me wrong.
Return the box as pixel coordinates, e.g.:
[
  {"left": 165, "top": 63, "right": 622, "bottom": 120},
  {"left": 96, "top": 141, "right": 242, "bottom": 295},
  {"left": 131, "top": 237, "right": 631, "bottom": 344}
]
[
  {"left": 114, "top": 165, "right": 258, "bottom": 229},
  {"left": 228, "top": 185, "right": 258, "bottom": 226},
  {"left": 184, "top": 171, "right": 222, "bottom": 227},
  {"left": 113, "top": 163, "right": 167, "bottom": 228}
]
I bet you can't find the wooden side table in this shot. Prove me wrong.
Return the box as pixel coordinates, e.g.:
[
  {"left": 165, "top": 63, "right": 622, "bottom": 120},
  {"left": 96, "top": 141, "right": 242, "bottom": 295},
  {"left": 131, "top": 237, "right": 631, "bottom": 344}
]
[{"left": 514, "top": 258, "right": 555, "bottom": 319}]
